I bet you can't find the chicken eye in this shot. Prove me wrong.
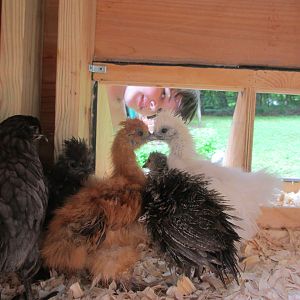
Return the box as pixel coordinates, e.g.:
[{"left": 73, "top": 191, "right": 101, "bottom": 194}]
[
  {"left": 30, "top": 125, "right": 39, "bottom": 133},
  {"left": 136, "top": 129, "right": 144, "bottom": 137},
  {"left": 161, "top": 128, "right": 168, "bottom": 134}
]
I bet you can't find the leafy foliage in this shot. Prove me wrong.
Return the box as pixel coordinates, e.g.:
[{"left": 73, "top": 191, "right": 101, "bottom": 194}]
[{"left": 201, "top": 91, "right": 300, "bottom": 116}]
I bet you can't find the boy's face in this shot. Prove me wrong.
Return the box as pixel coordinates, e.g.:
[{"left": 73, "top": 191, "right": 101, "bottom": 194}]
[
  {"left": 124, "top": 86, "right": 180, "bottom": 116},
  {"left": 124, "top": 86, "right": 165, "bottom": 116}
]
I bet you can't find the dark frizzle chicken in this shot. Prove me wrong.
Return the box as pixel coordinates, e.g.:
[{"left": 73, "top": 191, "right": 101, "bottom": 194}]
[
  {"left": 44, "top": 137, "right": 94, "bottom": 226},
  {"left": 0, "top": 115, "right": 48, "bottom": 299},
  {"left": 141, "top": 151, "right": 240, "bottom": 286}
]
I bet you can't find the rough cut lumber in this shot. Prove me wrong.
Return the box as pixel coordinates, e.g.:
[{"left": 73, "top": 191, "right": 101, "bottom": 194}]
[
  {"left": 95, "top": 85, "right": 114, "bottom": 177},
  {"left": 224, "top": 87, "right": 256, "bottom": 172},
  {"left": 39, "top": 0, "right": 59, "bottom": 167},
  {"left": 95, "top": 0, "right": 300, "bottom": 69},
  {"left": 0, "top": 0, "right": 43, "bottom": 119},
  {"left": 93, "top": 63, "right": 300, "bottom": 94},
  {"left": 257, "top": 207, "right": 300, "bottom": 229},
  {"left": 54, "top": 0, "right": 96, "bottom": 157}
]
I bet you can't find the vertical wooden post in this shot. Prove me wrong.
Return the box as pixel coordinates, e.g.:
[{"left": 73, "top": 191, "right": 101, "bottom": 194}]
[
  {"left": 39, "top": 0, "right": 59, "bottom": 167},
  {"left": 95, "top": 85, "right": 114, "bottom": 177},
  {"left": 54, "top": 0, "right": 96, "bottom": 156},
  {"left": 0, "top": 0, "right": 43, "bottom": 119},
  {"left": 224, "top": 87, "right": 256, "bottom": 171},
  {"left": 107, "top": 85, "right": 127, "bottom": 128}
]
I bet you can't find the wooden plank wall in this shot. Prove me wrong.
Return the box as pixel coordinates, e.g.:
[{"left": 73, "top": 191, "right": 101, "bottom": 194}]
[
  {"left": 95, "top": 0, "right": 300, "bottom": 69},
  {"left": 39, "top": 0, "right": 59, "bottom": 167},
  {"left": 0, "top": 0, "right": 43, "bottom": 119}
]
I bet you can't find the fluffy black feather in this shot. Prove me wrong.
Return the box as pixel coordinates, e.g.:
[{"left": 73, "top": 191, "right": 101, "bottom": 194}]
[
  {"left": 44, "top": 137, "right": 94, "bottom": 226},
  {"left": 0, "top": 115, "right": 48, "bottom": 299},
  {"left": 142, "top": 152, "right": 241, "bottom": 286}
]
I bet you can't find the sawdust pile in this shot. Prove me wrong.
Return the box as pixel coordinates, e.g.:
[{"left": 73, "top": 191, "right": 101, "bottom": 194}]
[
  {"left": 1, "top": 227, "right": 300, "bottom": 300},
  {"left": 276, "top": 189, "right": 300, "bottom": 207}
]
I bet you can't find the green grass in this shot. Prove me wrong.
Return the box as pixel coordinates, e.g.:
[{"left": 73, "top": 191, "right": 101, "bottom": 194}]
[
  {"left": 136, "top": 115, "right": 300, "bottom": 178},
  {"left": 196, "top": 115, "right": 300, "bottom": 178}
]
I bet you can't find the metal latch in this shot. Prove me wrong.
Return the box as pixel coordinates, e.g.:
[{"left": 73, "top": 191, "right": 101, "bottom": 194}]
[{"left": 88, "top": 64, "right": 107, "bottom": 73}]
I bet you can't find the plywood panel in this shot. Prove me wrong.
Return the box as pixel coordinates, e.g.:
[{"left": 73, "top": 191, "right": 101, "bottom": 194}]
[{"left": 95, "top": 0, "right": 300, "bottom": 69}]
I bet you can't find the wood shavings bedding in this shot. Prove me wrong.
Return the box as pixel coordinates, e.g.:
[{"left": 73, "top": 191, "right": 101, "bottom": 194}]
[
  {"left": 1, "top": 229, "right": 300, "bottom": 300},
  {"left": 276, "top": 189, "right": 300, "bottom": 207}
]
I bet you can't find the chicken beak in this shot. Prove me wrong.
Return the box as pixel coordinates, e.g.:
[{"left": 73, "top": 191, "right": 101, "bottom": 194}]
[
  {"left": 138, "top": 213, "right": 149, "bottom": 223},
  {"left": 34, "top": 134, "right": 48, "bottom": 142},
  {"left": 147, "top": 133, "right": 158, "bottom": 141}
]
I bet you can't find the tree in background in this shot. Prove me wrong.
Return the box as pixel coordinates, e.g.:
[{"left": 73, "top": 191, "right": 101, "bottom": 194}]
[{"left": 200, "top": 91, "right": 300, "bottom": 116}]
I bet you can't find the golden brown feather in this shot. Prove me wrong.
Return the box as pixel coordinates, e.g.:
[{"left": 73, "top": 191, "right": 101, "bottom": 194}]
[{"left": 41, "top": 119, "right": 149, "bottom": 286}]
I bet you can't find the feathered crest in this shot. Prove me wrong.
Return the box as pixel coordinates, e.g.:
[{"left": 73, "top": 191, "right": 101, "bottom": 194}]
[
  {"left": 63, "top": 137, "right": 93, "bottom": 162},
  {"left": 119, "top": 118, "right": 147, "bottom": 132}
]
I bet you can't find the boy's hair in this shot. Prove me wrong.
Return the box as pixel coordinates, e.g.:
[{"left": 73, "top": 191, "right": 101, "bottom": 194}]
[{"left": 174, "top": 89, "right": 200, "bottom": 123}]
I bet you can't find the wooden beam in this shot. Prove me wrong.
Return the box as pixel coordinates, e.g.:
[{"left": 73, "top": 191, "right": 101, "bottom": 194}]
[
  {"left": 224, "top": 87, "right": 256, "bottom": 171},
  {"left": 0, "top": 0, "right": 43, "bottom": 119},
  {"left": 94, "top": 64, "right": 253, "bottom": 91},
  {"left": 257, "top": 207, "right": 300, "bottom": 229},
  {"left": 39, "top": 0, "right": 59, "bottom": 168},
  {"left": 95, "top": 0, "right": 300, "bottom": 69},
  {"left": 93, "top": 63, "right": 300, "bottom": 94},
  {"left": 95, "top": 85, "right": 114, "bottom": 177},
  {"left": 283, "top": 181, "right": 300, "bottom": 193},
  {"left": 54, "top": 0, "right": 96, "bottom": 157},
  {"left": 106, "top": 85, "right": 127, "bottom": 128}
]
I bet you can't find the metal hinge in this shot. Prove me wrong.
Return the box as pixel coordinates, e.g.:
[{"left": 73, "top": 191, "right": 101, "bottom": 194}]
[{"left": 88, "top": 64, "right": 107, "bottom": 73}]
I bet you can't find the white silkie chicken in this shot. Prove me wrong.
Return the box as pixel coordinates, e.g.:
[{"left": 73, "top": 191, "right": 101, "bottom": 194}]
[{"left": 151, "top": 111, "right": 281, "bottom": 241}]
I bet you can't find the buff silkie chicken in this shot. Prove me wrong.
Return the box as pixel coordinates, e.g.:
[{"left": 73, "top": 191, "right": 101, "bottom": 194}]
[
  {"left": 0, "top": 115, "right": 48, "bottom": 300},
  {"left": 141, "top": 152, "right": 240, "bottom": 286},
  {"left": 41, "top": 119, "right": 149, "bottom": 288},
  {"left": 151, "top": 111, "right": 281, "bottom": 241}
]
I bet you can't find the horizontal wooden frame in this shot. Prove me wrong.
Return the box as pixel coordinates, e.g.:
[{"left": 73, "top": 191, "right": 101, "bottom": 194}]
[{"left": 93, "top": 63, "right": 300, "bottom": 94}]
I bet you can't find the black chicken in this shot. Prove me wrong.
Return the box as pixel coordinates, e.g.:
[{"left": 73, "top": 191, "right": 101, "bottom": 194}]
[
  {"left": 44, "top": 137, "right": 94, "bottom": 227},
  {"left": 141, "top": 152, "right": 241, "bottom": 286},
  {"left": 0, "top": 115, "right": 48, "bottom": 299}
]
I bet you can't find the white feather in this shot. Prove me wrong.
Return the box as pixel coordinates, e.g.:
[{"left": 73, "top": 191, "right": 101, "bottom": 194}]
[{"left": 153, "top": 111, "right": 282, "bottom": 241}]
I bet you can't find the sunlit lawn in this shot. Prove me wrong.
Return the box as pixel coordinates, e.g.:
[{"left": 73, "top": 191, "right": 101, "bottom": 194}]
[{"left": 197, "top": 115, "right": 300, "bottom": 178}]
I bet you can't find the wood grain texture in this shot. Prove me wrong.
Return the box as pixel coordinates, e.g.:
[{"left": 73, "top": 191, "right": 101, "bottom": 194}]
[
  {"left": 93, "top": 63, "right": 300, "bottom": 94},
  {"left": 54, "top": 0, "right": 96, "bottom": 157},
  {"left": 39, "top": 0, "right": 59, "bottom": 167},
  {"left": 95, "top": 85, "right": 114, "bottom": 177},
  {"left": 95, "top": 0, "right": 300, "bottom": 68},
  {"left": 224, "top": 87, "right": 256, "bottom": 171},
  {"left": 257, "top": 207, "right": 300, "bottom": 229},
  {"left": 283, "top": 181, "right": 300, "bottom": 193},
  {"left": 107, "top": 85, "right": 127, "bottom": 128},
  {"left": 0, "top": 0, "right": 43, "bottom": 119}
]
